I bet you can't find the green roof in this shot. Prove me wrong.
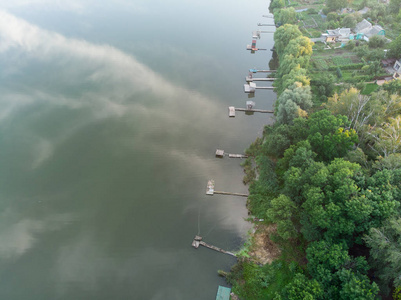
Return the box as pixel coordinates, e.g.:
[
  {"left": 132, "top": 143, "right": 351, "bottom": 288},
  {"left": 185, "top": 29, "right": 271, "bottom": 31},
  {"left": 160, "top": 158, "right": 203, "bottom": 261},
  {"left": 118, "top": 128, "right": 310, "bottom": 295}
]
[{"left": 216, "top": 286, "right": 231, "bottom": 300}]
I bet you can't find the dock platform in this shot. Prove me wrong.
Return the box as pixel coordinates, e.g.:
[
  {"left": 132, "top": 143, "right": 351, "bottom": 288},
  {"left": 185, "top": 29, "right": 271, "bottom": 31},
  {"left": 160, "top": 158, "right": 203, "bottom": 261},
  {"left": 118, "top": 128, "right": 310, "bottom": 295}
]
[
  {"left": 192, "top": 236, "right": 236, "bottom": 257},
  {"left": 246, "top": 76, "right": 276, "bottom": 82},
  {"left": 228, "top": 107, "right": 273, "bottom": 117},
  {"left": 206, "top": 180, "right": 249, "bottom": 197},
  {"left": 216, "top": 149, "right": 247, "bottom": 158},
  {"left": 216, "top": 286, "right": 231, "bottom": 300}
]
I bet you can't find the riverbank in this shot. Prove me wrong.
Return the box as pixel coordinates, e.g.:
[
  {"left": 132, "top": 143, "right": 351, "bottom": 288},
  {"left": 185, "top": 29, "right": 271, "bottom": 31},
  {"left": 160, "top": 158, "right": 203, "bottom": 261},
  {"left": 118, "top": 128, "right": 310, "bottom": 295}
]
[{"left": 226, "top": 0, "right": 401, "bottom": 299}]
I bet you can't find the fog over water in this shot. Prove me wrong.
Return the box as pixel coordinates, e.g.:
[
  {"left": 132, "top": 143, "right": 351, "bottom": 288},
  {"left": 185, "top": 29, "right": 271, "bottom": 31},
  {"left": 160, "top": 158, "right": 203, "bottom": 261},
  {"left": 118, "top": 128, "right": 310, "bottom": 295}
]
[{"left": 0, "top": 1, "right": 275, "bottom": 299}]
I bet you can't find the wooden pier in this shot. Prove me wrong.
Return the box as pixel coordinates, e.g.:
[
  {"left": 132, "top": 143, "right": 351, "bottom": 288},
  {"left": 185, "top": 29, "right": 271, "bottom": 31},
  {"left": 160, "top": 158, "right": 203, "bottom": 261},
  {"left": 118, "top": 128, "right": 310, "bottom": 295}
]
[
  {"left": 256, "top": 86, "right": 274, "bottom": 89},
  {"left": 228, "top": 107, "right": 273, "bottom": 117},
  {"left": 216, "top": 149, "right": 248, "bottom": 158},
  {"left": 214, "top": 191, "right": 249, "bottom": 197},
  {"left": 244, "top": 83, "right": 274, "bottom": 93},
  {"left": 249, "top": 69, "right": 276, "bottom": 73},
  {"left": 246, "top": 76, "right": 276, "bottom": 82},
  {"left": 192, "top": 236, "right": 236, "bottom": 257},
  {"left": 206, "top": 180, "right": 249, "bottom": 197},
  {"left": 257, "top": 23, "right": 276, "bottom": 26}
]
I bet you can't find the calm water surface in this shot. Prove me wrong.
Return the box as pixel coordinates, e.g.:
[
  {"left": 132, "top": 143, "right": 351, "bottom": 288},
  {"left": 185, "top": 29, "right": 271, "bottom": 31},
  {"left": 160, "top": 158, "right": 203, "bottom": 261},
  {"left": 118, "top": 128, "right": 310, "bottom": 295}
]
[{"left": 0, "top": 1, "right": 275, "bottom": 299}]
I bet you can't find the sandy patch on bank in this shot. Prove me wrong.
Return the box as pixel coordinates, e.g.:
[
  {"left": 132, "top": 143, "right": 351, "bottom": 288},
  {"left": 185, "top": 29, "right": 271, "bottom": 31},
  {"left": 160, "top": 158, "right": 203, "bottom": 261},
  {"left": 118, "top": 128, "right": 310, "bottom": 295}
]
[{"left": 248, "top": 224, "right": 281, "bottom": 265}]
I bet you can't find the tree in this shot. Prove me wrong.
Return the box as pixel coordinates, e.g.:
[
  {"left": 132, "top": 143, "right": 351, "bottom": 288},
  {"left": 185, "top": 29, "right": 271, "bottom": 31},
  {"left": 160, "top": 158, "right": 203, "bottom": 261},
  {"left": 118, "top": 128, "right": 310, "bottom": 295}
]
[
  {"left": 342, "top": 14, "right": 357, "bottom": 28},
  {"left": 336, "top": 67, "right": 343, "bottom": 79},
  {"left": 372, "top": 153, "right": 401, "bottom": 171},
  {"left": 311, "top": 74, "right": 335, "bottom": 102},
  {"left": 388, "top": 34, "right": 401, "bottom": 58},
  {"left": 325, "top": 0, "right": 347, "bottom": 12},
  {"left": 382, "top": 79, "right": 401, "bottom": 95},
  {"left": 277, "top": 65, "right": 310, "bottom": 93},
  {"left": 389, "top": 0, "right": 401, "bottom": 15},
  {"left": 285, "top": 273, "right": 323, "bottom": 300},
  {"left": 327, "top": 12, "right": 339, "bottom": 22},
  {"left": 275, "top": 7, "right": 298, "bottom": 25},
  {"left": 325, "top": 88, "right": 377, "bottom": 135},
  {"left": 269, "top": 0, "right": 285, "bottom": 11},
  {"left": 306, "top": 240, "right": 379, "bottom": 299},
  {"left": 368, "top": 35, "right": 386, "bottom": 48},
  {"left": 283, "top": 36, "right": 314, "bottom": 62},
  {"left": 307, "top": 110, "right": 358, "bottom": 162},
  {"left": 266, "top": 194, "right": 298, "bottom": 240},
  {"left": 364, "top": 217, "right": 401, "bottom": 295},
  {"left": 276, "top": 82, "right": 313, "bottom": 125},
  {"left": 367, "top": 116, "right": 401, "bottom": 157},
  {"left": 274, "top": 24, "right": 303, "bottom": 58}
]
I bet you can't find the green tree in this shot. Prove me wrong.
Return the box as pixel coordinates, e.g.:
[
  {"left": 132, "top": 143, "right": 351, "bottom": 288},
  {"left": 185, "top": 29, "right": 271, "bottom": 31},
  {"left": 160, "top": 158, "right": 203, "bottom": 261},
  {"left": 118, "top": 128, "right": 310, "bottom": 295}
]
[
  {"left": 388, "top": 34, "right": 401, "bottom": 58},
  {"left": 306, "top": 240, "right": 379, "bottom": 299},
  {"left": 274, "top": 24, "right": 303, "bottom": 57},
  {"left": 364, "top": 217, "right": 401, "bottom": 295},
  {"left": 279, "top": 66, "right": 310, "bottom": 93},
  {"left": 368, "top": 35, "right": 386, "bottom": 48},
  {"left": 341, "top": 14, "right": 357, "bottom": 28},
  {"left": 285, "top": 273, "right": 323, "bottom": 300},
  {"left": 269, "top": 0, "right": 285, "bottom": 11},
  {"left": 325, "top": 0, "right": 347, "bottom": 12},
  {"left": 275, "top": 7, "right": 298, "bottom": 25},
  {"left": 336, "top": 67, "right": 343, "bottom": 79},
  {"left": 372, "top": 153, "right": 401, "bottom": 171},
  {"left": 266, "top": 194, "right": 298, "bottom": 240},
  {"left": 307, "top": 110, "right": 358, "bottom": 161},
  {"left": 382, "top": 79, "right": 401, "bottom": 95},
  {"left": 389, "top": 0, "right": 401, "bottom": 15},
  {"left": 276, "top": 82, "right": 313, "bottom": 124},
  {"left": 367, "top": 116, "right": 401, "bottom": 157},
  {"left": 311, "top": 74, "right": 335, "bottom": 102},
  {"left": 327, "top": 12, "right": 339, "bottom": 22}
]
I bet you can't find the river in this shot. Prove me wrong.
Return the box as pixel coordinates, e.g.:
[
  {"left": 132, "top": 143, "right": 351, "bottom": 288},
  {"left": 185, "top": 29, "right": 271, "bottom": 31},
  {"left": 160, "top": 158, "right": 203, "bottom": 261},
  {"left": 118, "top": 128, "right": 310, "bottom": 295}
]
[{"left": 0, "top": 1, "right": 275, "bottom": 299}]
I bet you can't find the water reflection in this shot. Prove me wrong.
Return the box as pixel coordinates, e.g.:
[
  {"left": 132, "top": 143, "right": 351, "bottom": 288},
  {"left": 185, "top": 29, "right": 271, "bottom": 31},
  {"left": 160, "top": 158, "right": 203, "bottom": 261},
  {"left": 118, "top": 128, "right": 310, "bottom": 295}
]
[{"left": 0, "top": 2, "right": 272, "bottom": 298}]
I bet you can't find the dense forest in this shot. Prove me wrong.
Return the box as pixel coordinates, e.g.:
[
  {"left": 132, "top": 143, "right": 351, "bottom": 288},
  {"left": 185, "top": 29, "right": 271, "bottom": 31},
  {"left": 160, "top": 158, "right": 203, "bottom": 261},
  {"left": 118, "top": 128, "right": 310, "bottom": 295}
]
[{"left": 226, "top": 0, "right": 401, "bottom": 299}]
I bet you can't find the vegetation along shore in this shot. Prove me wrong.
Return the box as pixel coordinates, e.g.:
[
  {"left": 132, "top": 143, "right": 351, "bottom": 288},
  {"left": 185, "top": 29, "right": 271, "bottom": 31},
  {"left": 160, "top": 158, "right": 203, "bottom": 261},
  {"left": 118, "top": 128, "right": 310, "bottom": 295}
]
[{"left": 222, "top": 0, "right": 401, "bottom": 299}]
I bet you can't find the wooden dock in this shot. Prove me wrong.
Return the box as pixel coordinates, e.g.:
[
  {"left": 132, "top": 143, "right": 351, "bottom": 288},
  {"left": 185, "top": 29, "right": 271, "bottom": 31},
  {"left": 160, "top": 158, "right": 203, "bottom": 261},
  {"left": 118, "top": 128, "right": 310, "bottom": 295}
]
[
  {"left": 228, "top": 106, "right": 235, "bottom": 117},
  {"left": 246, "top": 76, "right": 276, "bottom": 82},
  {"left": 206, "top": 180, "right": 249, "bottom": 197},
  {"left": 216, "top": 149, "right": 248, "bottom": 159},
  {"left": 214, "top": 191, "right": 249, "bottom": 197},
  {"left": 249, "top": 69, "right": 276, "bottom": 73},
  {"left": 257, "top": 23, "right": 276, "bottom": 26},
  {"left": 235, "top": 107, "right": 273, "bottom": 113},
  {"left": 192, "top": 236, "right": 236, "bottom": 257},
  {"left": 244, "top": 83, "right": 274, "bottom": 93},
  {"left": 228, "top": 107, "right": 273, "bottom": 117}
]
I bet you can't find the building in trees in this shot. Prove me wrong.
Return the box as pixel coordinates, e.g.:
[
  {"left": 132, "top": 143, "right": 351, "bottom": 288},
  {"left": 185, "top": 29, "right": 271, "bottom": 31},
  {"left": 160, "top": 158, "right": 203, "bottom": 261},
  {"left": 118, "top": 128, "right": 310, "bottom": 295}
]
[
  {"left": 394, "top": 60, "right": 401, "bottom": 80},
  {"left": 353, "top": 19, "right": 385, "bottom": 42}
]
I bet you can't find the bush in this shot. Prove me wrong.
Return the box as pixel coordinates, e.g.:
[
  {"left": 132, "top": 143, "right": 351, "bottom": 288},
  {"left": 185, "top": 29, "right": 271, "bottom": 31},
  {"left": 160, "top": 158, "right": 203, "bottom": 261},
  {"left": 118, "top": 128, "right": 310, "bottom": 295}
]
[
  {"left": 327, "top": 63, "right": 365, "bottom": 70},
  {"left": 308, "top": 8, "right": 318, "bottom": 14},
  {"left": 336, "top": 67, "right": 343, "bottom": 79},
  {"left": 368, "top": 35, "right": 386, "bottom": 48}
]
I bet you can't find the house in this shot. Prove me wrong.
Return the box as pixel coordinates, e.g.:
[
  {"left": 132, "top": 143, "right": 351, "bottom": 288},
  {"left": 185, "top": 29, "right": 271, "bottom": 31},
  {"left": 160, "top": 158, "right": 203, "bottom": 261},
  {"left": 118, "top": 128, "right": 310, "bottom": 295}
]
[
  {"left": 324, "top": 28, "right": 351, "bottom": 43},
  {"left": 365, "top": 25, "right": 385, "bottom": 40},
  {"left": 358, "top": 7, "right": 370, "bottom": 15},
  {"left": 394, "top": 60, "right": 401, "bottom": 80},
  {"left": 340, "top": 8, "right": 355, "bottom": 14},
  {"left": 354, "top": 19, "right": 372, "bottom": 35},
  {"left": 353, "top": 19, "right": 385, "bottom": 41}
]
